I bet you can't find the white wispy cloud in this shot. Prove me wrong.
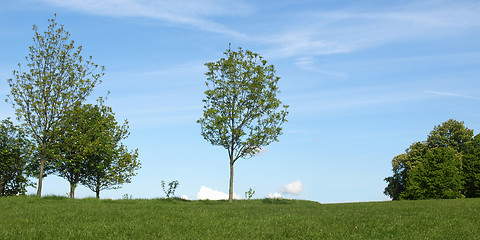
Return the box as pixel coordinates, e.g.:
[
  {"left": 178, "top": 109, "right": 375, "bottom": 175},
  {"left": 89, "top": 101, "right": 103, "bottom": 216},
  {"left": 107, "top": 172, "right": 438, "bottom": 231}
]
[
  {"left": 39, "top": 0, "right": 252, "bottom": 38},
  {"left": 294, "top": 56, "right": 347, "bottom": 77},
  {"left": 181, "top": 194, "right": 191, "bottom": 200},
  {"left": 263, "top": 1, "right": 480, "bottom": 58},
  {"left": 197, "top": 186, "right": 241, "bottom": 200},
  {"left": 424, "top": 91, "right": 480, "bottom": 101},
  {"left": 281, "top": 180, "right": 303, "bottom": 195},
  {"left": 38, "top": 0, "right": 480, "bottom": 60}
]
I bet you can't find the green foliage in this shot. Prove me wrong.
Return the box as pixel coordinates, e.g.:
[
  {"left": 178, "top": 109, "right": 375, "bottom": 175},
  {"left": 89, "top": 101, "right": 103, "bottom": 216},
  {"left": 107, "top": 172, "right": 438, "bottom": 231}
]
[
  {"left": 401, "top": 147, "right": 463, "bottom": 200},
  {"left": 426, "top": 119, "right": 473, "bottom": 153},
  {"left": 198, "top": 45, "right": 288, "bottom": 202},
  {"left": 92, "top": 144, "right": 139, "bottom": 197},
  {"left": 384, "top": 142, "right": 427, "bottom": 200},
  {"left": 51, "top": 102, "right": 113, "bottom": 198},
  {"left": 161, "top": 180, "right": 179, "bottom": 198},
  {"left": 1, "top": 196, "right": 479, "bottom": 239},
  {"left": 385, "top": 119, "right": 479, "bottom": 200},
  {"left": 6, "top": 15, "right": 104, "bottom": 196},
  {"left": 463, "top": 134, "right": 480, "bottom": 198},
  {"left": 51, "top": 103, "right": 99, "bottom": 198},
  {"left": 245, "top": 188, "right": 255, "bottom": 200},
  {"left": 0, "top": 119, "right": 32, "bottom": 196},
  {"left": 383, "top": 154, "right": 408, "bottom": 200}
]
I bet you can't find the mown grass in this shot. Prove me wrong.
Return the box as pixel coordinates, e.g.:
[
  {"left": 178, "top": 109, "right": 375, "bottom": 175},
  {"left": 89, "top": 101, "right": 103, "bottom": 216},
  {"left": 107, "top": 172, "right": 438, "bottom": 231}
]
[{"left": 0, "top": 196, "right": 479, "bottom": 239}]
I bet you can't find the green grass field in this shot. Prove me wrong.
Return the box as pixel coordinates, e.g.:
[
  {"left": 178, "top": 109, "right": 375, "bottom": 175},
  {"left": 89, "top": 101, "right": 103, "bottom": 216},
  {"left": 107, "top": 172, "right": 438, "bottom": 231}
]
[{"left": 1, "top": 196, "right": 478, "bottom": 239}]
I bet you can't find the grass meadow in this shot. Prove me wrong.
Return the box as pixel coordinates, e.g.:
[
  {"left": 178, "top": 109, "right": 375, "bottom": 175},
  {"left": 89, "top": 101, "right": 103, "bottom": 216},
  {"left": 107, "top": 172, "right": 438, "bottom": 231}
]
[{"left": 0, "top": 196, "right": 479, "bottom": 239}]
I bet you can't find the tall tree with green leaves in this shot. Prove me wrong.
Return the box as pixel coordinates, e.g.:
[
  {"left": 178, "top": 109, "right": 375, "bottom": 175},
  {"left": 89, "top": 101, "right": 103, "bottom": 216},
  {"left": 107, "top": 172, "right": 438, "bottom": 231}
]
[
  {"left": 6, "top": 15, "right": 104, "bottom": 196},
  {"left": 198, "top": 45, "right": 288, "bottom": 202},
  {"left": 0, "top": 118, "right": 32, "bottom": 197}
]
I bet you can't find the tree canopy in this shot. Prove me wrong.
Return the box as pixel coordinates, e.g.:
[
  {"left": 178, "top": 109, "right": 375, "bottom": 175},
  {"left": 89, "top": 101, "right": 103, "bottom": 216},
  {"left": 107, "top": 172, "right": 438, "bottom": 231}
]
[
  {"left": 198, "top": 45, "right": 288, "bottom": 202},
  {"left": 426, "top": 119, "right": 473, "bottom": 153}
]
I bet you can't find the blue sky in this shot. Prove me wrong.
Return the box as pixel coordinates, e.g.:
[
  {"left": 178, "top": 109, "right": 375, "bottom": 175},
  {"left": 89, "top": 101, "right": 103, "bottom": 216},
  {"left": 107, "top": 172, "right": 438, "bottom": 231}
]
[{"left": 1, "top": 0, "right": 479, "bottom": 203}]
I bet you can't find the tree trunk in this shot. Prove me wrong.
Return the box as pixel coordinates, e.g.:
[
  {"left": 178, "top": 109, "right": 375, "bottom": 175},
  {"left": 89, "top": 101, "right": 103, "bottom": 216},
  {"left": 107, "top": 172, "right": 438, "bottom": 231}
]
[
  {"left": 95, "top": 179, "right": 100, "bottom": 199},
  {"left": 69, "top": 182, "right": 75, "bottom": 199},
  {"left": 229, "top": 161, "right": 234, "bottom": 203},
  {"left": 69, "top": 173, "right": 79, "bottom": 199},
  {"left": 0, "top": 180, "right": 4, "bottom": 196},
  {"left": 37, "top": 151, "right": 46, "bottom": 197}
]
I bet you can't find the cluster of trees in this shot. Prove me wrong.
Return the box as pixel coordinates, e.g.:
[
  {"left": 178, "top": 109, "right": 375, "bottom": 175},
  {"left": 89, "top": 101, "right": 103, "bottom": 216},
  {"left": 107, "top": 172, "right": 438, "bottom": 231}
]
[
  {"left": 3, "top": 16, "right": 289, "bottom": 202},
  {"left": 384, "top": 119, "right": 480, "bottom": 200},
  {"left": 1, "top": 16, "right": 140, "bottom": 198}
]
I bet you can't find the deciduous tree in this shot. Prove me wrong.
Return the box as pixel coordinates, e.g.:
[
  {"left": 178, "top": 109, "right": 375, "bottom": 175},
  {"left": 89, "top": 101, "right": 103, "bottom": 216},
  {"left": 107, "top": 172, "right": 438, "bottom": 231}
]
[
  {"left": 198, "top": 45, "right": 288, "bottom": 202},
  {"left": 6, "top": 15, "right": 103, "bottom": 196}
]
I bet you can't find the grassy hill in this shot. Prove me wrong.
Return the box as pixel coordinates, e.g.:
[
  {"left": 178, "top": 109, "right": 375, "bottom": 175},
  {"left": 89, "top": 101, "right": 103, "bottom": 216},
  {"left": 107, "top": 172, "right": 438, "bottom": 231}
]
[{"left": 1, "top": 196, "right": 478, "bottom": 239}]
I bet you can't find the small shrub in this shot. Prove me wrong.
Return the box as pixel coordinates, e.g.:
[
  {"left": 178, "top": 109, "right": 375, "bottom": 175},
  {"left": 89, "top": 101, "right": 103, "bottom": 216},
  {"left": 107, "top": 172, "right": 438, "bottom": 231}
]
[
  {"left": 245, "top": 188, "right": 255, "bottom": 200},
  {"left": 161, "top": 180, "right": 179, "bottom": 198}
]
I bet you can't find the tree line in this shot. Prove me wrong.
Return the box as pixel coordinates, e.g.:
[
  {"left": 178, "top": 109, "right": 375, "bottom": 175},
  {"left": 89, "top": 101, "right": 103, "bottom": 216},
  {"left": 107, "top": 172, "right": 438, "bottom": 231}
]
[
  {"left": 1, "top": 16, "right": 140, "bottom": 198},
  {"left": 2, "top": 16, "right": 289, "bottom": 202},
  {"left": 384, "top": 119, "right": 480, "bottom": 200}
]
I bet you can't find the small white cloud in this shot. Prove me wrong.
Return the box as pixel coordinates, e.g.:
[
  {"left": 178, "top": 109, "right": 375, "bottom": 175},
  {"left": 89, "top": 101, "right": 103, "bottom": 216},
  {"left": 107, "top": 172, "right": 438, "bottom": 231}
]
[
  {"left": 281, "top": 180, "right": 303, "bottom": 195},
  {"left": 268, "top": 192, "right": 282, "bottom": 199},
  {"left": 181, "top": 194, "right": 190, "bottom": 200},
  {"left": 197, "top": 186, "right": 241, "bottom": 200}
]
